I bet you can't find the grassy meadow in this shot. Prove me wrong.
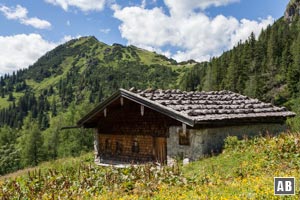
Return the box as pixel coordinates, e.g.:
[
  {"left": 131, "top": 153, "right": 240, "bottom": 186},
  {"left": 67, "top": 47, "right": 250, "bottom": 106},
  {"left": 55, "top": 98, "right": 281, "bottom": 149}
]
[{"left": 0, "top": 132, "right": 300, "bottom": 199}]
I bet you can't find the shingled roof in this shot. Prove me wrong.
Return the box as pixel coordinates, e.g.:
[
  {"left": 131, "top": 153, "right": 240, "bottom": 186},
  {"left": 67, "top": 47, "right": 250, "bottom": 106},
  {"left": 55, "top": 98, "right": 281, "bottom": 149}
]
[{"left": 78, "top": 88, "right": 295, "bottom": 127}]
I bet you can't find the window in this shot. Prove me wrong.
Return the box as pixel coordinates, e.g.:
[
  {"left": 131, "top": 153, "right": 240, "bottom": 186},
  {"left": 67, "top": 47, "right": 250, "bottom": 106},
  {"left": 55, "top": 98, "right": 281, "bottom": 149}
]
[
  {"left": 105, "top": 139, "right": 112, "bottom": 154},
  {"left": 179, "top": 130, "right": 190, "bottom": 146},
  {"left": 131, "top": 139, "right": 140, "bottom": 153},
  {"left": 116, "top": 141, "right": 123, "bottom": 155}
]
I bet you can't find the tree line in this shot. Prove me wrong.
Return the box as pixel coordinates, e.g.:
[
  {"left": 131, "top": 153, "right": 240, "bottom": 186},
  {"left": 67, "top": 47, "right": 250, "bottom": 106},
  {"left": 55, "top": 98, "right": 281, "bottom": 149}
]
[{"left": 180, "top": 16, "right": 300, "bottom": 105}]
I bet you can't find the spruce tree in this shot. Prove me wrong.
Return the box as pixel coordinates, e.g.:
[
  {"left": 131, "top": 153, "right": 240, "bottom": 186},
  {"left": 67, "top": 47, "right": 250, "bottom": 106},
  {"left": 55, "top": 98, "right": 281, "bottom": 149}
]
[
  {"left": 288, "top": 31, "right": 300, "bottom": 96},
  {"left": 7, "top": 92, "right": 14, "bottom": 101},
  {"left": 18, "top": 113, "right": 44, "bottom": 167}
]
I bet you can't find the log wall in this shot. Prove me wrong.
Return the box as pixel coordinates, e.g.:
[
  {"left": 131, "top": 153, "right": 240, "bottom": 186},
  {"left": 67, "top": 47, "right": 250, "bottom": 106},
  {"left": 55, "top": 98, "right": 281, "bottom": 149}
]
[
  {"left": 98, "top": 134, "right": 154, "bottom": 162},
  {"left": 95, "top": 97, "right": 180, "bottom": 163}
]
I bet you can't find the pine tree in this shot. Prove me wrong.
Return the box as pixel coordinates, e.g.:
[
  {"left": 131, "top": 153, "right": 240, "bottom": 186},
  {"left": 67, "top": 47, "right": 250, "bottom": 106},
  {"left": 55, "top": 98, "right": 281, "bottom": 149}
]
[
  {"left": 288, "top": 31, "right": 300, "bottom": 96},
  {"left": 0, "top": 87, "right": 4, "bottom": 98},
  {"left": 7, "top": 92, "right": 14, "bottom": 101},
  {"left": 51, "top": 96, "right": 57, "bottom": 117},
  {"left": 225, "top": 52, "right": 239, "bottom": 92},
  {"left": 18, "top": 113, "right": 44, "bottom": 167}
]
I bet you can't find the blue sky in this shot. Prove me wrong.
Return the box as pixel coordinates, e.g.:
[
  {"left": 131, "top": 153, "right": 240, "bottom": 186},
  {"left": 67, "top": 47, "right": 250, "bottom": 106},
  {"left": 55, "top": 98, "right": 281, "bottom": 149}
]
[{"left": 0, "top": 0, "right": 290, "bottom": 74}]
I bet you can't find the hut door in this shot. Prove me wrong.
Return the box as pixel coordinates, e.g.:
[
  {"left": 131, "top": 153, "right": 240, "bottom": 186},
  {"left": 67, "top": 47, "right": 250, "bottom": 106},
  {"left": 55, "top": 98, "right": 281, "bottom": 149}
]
[{"left": 154, "top": 137, "right": 166, "bottom": 164}]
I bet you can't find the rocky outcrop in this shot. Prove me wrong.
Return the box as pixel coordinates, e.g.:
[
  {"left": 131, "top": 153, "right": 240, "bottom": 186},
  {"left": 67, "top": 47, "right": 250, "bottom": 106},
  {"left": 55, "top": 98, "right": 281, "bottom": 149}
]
[{"left": 285, "top": 0, "right": 300, "bottom": 22}]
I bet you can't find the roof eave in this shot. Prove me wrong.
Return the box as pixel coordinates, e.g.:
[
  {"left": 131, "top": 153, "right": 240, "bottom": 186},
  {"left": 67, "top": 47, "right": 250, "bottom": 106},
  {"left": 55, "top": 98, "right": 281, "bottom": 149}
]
[{"left": 193, "top": 111, "right": 296, "bottom": 125}]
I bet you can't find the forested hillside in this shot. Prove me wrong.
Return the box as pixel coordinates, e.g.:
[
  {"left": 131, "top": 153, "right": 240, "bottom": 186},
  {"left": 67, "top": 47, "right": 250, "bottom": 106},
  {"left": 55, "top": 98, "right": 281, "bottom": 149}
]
[
  {"left": 0, "top": 36, "right": 188, "bottom": 128},
  {"left": 180, "top": 3, "right": 300, "bottom": 130},
  {"left": 1, "top": 1, "right": 300, "bottom": 175},
  {"left": 180, "top": 16, "right": 299, "bottom": 103}
]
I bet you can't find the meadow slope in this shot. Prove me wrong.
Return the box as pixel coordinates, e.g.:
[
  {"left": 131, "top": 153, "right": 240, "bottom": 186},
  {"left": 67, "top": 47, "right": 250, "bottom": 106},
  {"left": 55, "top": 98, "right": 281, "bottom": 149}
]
[{"left": 1, "top": 132, "right": 300, "bottom": 199}]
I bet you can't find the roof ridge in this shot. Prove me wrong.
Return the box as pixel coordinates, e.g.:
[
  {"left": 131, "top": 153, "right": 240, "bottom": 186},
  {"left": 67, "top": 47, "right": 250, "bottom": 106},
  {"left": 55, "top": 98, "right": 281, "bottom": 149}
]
[{"left": 126, "top": 87, "right": 242, "bottom": 95}]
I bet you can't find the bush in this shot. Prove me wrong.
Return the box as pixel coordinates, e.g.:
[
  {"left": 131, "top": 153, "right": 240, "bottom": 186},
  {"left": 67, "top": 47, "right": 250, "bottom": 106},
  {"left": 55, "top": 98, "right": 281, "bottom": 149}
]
[{"left": 224, "top": 136, "right": 239, "bottom": 150}]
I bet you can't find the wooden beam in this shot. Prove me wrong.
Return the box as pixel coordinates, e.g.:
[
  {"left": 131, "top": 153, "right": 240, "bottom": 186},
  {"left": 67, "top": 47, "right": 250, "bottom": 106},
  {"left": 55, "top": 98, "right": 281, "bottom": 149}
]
[
  {"left": 141, "top": 105, "right": 144, "bottom": 116},
  {"left": 94, "top": 129, "right": 100, "bottom": 162},
  {"left": 120, "top": 97, "right": 124, "bottom": 106},
  {"left": 60, "top": 125, "right": 80, "bottom": 130},
  {"left": 182, "top": 123, "right": 187, "bottom": 136},
  {"left": 104, "top": 108, "right": 107, "bottom": 117}
]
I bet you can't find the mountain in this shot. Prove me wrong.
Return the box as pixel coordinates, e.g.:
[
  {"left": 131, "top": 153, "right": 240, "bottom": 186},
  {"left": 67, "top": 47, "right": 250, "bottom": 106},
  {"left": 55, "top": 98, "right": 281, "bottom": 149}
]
[
  {"left": 285, "top": 0, "right": 300, "bottom": 22},
  {"left": 1, "top": 1, "right": 300, "bottom": 175},
  {"left": 0, "top": 36, "right": 195, "bottom": 175},
  {"left": 0, "top": 36, "right": 194, "bottom": 126},
  {"left": 19, "top": 36, "right": 186, "bottom": 84}
]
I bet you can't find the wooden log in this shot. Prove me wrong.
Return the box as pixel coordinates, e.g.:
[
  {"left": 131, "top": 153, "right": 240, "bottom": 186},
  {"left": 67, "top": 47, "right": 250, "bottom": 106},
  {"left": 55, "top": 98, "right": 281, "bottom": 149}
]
[
  {"left": 182, "top": 123, "right": 187, "bottom": 136},
  {"left": 141, "top": 105, "right": 144, "bottom": 116}
]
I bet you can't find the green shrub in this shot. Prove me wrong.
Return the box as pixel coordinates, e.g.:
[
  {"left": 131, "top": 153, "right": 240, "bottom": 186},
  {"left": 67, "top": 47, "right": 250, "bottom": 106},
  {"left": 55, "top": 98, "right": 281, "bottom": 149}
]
[{"left": 224, "top": 136, "right": 240, "bottom": 150}]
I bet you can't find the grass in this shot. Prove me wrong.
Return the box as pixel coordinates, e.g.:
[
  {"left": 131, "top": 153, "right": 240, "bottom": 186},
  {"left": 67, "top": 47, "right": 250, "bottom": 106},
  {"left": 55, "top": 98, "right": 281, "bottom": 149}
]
[
  {"left": 0, "top": 97, "right": 10, "bottom": 109},
  {"left": 0, "top": 92, "right": 25, "bottom": 109},
  {"left": 1, "top": 133, "right": 300, "bottom": 199}
]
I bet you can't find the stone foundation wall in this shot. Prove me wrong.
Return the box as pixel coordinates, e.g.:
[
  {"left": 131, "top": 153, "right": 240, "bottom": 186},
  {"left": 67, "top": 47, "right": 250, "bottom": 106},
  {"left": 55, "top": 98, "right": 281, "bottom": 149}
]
[{"left": 167, "top": 123, "right": 287, "bottom": 161}]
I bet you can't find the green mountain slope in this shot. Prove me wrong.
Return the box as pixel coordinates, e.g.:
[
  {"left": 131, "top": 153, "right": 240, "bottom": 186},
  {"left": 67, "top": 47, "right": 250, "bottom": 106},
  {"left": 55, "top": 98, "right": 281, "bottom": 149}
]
[
  {"left": 1, "top": 133, "right": 299, "bottom": 199},
  {"left": 0, "top": 36, "right": 194, "bottom": 175},
  {"left": 0, "top": 36, "right": 193, "bottom": 126},
  {"left": 20, "top": 36, "right": 192, "bottom": 93}
]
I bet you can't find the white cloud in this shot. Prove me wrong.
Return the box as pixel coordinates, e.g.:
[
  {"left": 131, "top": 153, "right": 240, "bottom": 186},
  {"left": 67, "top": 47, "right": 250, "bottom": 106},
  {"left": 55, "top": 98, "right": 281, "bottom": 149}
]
[
  {"left": 164, "top": 0, "right": 239, "bottom": 17},
  {"left": 100, "top": 28, "right": 110, "bottom": 34},
  {"left": 230, "top": 16, "right": 274, "bottom": 47},
  {"left": 0, "top": 5, "right": 51, "bottom": 29},
  {"left": 66, "top": 20, "right": 71, "bottom": 26},
  {"left": 60, "top": 35, "right": 82, "bottom": 43},
  {"left": 0, "top": 33, "right": 87, "bottom": 75},
  {"left": 0, "top": 34, "right": 56, "bottom": 75},
  {"left": 110, "top": 3, "right": 121, "bottom": 11},
  {"left": 20, "top": 17, "right": 52, "bottom": 29},
  {"left": 113, "top": 0, "right": 274, "bottom": 62},
  {"left": 141, "top": 0, "right": 146, "bottom": 8},
  {"left": 45, "top": 0, "right": 106, "bottom": 12},
  {"left": 114, "top": 7, "right": 174, "bottom": 47},
  {"left": 0, "top": 4, "right": 27, "bottom": 19}
]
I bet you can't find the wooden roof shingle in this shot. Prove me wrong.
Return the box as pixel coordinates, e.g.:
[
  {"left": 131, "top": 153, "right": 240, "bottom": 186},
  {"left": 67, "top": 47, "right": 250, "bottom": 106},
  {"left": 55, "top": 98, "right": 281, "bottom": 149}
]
[
  {"left": 77, "top": 88, "right": 296, "bottom": 127},
  {"left": 131, "top": 88, "right": 295, "bottom": 123}
]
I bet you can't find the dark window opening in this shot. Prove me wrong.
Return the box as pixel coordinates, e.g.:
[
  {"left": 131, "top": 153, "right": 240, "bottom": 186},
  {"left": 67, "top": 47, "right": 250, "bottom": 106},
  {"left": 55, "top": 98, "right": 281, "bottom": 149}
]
[
  {"left": 179, "top": 131, "right": 190, "bottom": 146},
  {"left": 116, "top": 141, "right": 123, "bottom": 155},
  {"left": 131, "top": 140, "right": 140, "bottom": 153},
  {"left": 105, "top": 139, "right": 112, "bottom": 154}
]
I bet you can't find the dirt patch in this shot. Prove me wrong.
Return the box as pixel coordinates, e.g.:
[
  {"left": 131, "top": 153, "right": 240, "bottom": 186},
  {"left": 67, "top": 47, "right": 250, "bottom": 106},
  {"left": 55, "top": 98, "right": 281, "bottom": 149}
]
[{"left": 0, "top": 167, "right": 38, "bottom": 181}]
